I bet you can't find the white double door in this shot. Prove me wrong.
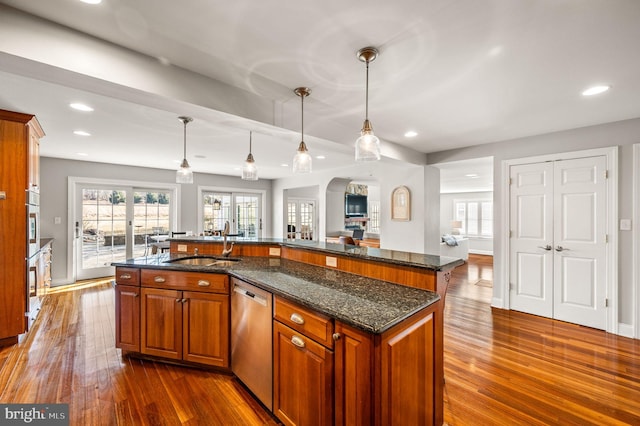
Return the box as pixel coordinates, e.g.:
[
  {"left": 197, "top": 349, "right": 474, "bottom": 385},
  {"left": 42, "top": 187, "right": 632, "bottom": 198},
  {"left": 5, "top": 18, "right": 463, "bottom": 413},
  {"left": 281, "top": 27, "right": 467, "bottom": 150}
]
[{"left": 509, "top": 156, "right": 607, "bottom": 330}]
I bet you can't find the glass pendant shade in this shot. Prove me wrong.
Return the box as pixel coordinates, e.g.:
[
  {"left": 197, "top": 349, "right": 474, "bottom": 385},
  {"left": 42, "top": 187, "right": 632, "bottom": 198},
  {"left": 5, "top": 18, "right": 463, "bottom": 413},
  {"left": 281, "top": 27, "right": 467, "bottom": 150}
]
[
  {"left": 176, "top": 158, "right": 193, "bottom": 183},
  {"left": 355, "top": 46, "right": 381, "bottom": 162},
  {"left": 242, "top": 131, "right": 258, "bottom": 181},
  {"left": 293, "top": 141, "right": 312, "bottom": 173},
  {"left": 176, "top": 116, "right": 194, "bottom": 184},
  {"left": 293, "top": 87, "right": 312, "bottom": 174},
  {"left": 355, "top": 119, "right": 381, "bottom": 161}
]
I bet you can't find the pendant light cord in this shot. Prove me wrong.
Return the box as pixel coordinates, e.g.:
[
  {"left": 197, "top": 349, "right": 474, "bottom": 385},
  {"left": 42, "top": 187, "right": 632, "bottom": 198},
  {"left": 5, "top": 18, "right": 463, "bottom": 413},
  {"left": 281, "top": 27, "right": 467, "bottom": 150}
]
[
  {"left": 301, "top": 93, "right": 305, "bottom": 141},
  {"left": 365, "top": 60, "right": 370, "bottom": 121},
  {"left": 249, "top": 131, "right": 253, "bottom": 154},
  {"left": 183, "top": 121, "right": 187, "bottom": 159}
]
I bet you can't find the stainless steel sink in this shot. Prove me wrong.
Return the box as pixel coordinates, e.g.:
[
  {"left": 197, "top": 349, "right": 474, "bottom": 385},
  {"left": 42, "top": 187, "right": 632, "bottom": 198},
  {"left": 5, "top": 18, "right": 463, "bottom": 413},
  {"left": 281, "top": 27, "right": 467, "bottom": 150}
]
[{"left": 166, "top": 256, "right": 241, "bottom": 266}]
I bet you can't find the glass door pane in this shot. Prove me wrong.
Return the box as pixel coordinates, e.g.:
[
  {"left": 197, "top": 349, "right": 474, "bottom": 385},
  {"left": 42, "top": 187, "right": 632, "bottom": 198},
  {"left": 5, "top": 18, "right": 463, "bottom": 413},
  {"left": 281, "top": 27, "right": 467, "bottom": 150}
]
[
  {"left": 203, "top": 193, "right": 231, "bottom": 235},
  {"left": 234, "top": 194, "right": 260, "bottom": 237},
  {"left": 79, "top": 188, "right": 128, "bottom": 279},
  {"left": 133, "top": 190, "right": 172, "bottom": 257}
]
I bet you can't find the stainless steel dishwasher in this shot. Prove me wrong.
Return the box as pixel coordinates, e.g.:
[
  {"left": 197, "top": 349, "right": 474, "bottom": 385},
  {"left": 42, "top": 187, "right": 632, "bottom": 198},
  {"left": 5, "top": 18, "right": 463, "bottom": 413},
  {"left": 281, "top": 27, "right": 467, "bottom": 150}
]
[{"left": 231, "top": 278, "right": 273, "bottom": 410}]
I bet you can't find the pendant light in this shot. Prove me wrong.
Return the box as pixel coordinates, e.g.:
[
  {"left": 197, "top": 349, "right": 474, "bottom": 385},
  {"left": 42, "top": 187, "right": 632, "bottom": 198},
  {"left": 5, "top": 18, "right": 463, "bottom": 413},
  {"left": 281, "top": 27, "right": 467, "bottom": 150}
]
[
  {"left": 293, "top": 87, "right": 312, "bottom": 174},
  {"left": 242, "top": 131, "right": 258, "bottom": 180},
  {"left": 355, "top": 46, "right": 381, "bottom": 162},
  {"left": 176, "top": 116, "right": 194, "bottom": 184}
]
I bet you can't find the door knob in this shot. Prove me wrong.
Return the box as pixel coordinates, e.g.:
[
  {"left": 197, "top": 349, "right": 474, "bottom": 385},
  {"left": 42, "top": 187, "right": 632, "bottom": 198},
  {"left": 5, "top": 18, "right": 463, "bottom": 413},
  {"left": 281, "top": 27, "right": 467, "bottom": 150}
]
[{"left": 538, "top": 245, "right": 552, "bottom": 251}]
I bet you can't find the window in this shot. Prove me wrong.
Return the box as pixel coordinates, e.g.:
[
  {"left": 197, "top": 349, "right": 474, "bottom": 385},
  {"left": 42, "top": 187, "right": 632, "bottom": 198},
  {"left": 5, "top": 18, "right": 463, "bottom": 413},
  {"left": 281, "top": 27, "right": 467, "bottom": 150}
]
[
  {"left": 454, "top": 199, "right": 493, "bottom": 237},
  {"left": 368, "top": 200, "right": 380, "bottom": 233}
]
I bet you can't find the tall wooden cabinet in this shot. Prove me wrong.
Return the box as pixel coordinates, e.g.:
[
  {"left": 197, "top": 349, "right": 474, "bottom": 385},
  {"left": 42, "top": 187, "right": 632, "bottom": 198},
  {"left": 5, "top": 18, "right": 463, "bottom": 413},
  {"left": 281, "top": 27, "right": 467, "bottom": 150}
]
[{"left": 0, "top": 109, "right": 44, "bottom": 345}]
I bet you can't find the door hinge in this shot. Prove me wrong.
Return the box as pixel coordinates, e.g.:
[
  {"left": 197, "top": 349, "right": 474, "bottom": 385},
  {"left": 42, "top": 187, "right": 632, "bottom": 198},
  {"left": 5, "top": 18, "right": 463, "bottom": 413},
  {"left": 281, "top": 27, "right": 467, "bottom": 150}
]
[
  {"left": 509, "top": 177, "right": 512, "bottom": 185},
  {"left": 605, "top": 234, "right": 609, "bottom": 243},
  {"left": 509, "top": 230, "right": 512, "bottom": 238},
  {"left": 605, "top": 298, "right": 609, "bottom": 308},
  {"left": 509, "top": 283, "right": 514, "bottom": 290},
  {"left": 605, "top": 170, "right": 609, "bottom": 179}
]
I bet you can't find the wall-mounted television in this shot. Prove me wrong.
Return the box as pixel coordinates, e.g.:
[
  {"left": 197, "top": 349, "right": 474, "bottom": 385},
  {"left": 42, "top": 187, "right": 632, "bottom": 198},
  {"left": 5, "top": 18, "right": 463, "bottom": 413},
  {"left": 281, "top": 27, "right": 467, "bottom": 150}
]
[{"left": 345, "top": 194, "right": 367, "bottom": 217}]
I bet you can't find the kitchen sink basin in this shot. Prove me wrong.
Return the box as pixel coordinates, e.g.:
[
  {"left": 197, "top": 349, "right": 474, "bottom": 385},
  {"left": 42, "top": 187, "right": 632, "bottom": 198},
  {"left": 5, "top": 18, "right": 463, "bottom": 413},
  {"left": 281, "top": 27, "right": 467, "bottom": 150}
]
[{"left": 166, "top": 256, "right": 241, "bottom": 266}]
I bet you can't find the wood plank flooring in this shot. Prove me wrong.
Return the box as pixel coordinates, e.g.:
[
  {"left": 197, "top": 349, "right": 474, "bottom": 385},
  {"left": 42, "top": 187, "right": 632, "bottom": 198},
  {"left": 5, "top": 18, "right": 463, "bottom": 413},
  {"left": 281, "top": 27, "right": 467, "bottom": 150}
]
[{"left": 1, "top": 256, "right": 639, "bottom": 425}]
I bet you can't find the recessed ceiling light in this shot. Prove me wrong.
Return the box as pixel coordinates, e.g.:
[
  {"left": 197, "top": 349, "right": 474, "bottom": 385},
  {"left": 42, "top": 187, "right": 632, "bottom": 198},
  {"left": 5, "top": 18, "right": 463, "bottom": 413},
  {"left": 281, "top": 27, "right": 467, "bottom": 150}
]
[
  {"left": 465, "top": 173, "right": 479, "bottom": 178},
  {"left": 76, "top": 152, "right": 89, "bottom": 156},
  {"left": 194, "top": 155, "right": 206, "bottom": 159},
  {"left": 73, "top": 130, "right": 91, "bottom": 136},
  {"left": 280, "top": 163, "right": 289, "bottom": 167},
  {"left": 404, "top": 131, "right": 418, "bottom": 138},
  {"left": 316, "top": 155, "right": 326, "bottom": 160},
  {"left": 79, "top": 0, "right": 102, "bottom": 4},
  {"left": 582, "top": 85, "right": 610, "bottom": 96},
  {"left": 69, "top": 103, "right": 94, "bottom": 112},
  {"left": 488, "top": 46, "right": 503, "bottom": 57}
]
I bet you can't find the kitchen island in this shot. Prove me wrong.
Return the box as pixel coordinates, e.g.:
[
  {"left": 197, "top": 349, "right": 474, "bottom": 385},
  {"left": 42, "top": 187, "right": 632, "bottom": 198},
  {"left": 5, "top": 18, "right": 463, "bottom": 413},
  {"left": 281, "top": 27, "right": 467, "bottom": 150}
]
[{"left": 113, "top": 239, "right": 462, "bottom": 425}]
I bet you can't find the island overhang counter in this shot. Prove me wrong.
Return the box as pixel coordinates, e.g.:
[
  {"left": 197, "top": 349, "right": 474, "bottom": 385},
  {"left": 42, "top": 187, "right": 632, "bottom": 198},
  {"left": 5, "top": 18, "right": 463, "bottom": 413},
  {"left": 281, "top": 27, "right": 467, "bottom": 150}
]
[{"left": 112, "top": 238, "right": 463, "bottom": 425}]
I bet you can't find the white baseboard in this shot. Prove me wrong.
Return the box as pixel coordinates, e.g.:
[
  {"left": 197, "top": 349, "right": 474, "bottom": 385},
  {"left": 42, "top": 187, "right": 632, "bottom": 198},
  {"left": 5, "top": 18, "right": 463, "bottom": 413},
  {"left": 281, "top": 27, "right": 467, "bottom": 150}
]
[
  {"left": 491, "top": 297, "right": 504, "bottom": 309},
  {"left": 617, "top": 323, "right": 635, "bottom": 339},
  {"left": 469, "top": 249, "right": 493, "bottom": 256}
]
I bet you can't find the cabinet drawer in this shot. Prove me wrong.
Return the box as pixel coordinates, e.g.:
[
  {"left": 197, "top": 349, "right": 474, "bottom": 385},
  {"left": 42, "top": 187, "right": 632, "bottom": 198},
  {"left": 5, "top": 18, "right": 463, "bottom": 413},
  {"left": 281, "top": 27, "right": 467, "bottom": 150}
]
[
  {"left": 141, "top": 270, "right": 228, "bottom": 294},
  {"left": 115, "top": 267, "right": 140, "bottom": 285},
  {"left": 274, "top": 297, "right": 334, "bottom": 348}
]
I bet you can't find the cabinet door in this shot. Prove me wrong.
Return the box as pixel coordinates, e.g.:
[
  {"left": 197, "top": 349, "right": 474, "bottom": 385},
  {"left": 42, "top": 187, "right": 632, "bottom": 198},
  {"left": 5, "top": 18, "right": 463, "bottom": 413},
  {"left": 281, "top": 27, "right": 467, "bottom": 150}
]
[
  {"left": 380, "top": 309, "right": 438, "bottom": 426},
  {"left": 141, "top": 287, "right": 182, "bottom": 360},
  {"left": 273, "top": 321, "right": 333, "bottom": 426},
  {"left": 334, "top": 321, "right": 373, "bottom": 426},
  {"left": 182, "top": 291, "right": 229, "bottom": 367},
  {"left": 115, "top": 285, "right": 140, "bottom": 352},
  {"left": 28, "top": 130, "right": 40, "bottom": 191}
]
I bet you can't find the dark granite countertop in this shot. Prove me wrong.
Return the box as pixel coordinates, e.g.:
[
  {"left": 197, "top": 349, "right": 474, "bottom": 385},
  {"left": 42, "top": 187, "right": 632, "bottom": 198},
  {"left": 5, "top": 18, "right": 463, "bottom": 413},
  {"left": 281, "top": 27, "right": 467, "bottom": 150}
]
[
  {"left": 166, "top": 236, "right": 464, "bottom": 271},
  {"left": 114, "top": 253, "right": 440, "bottom": 334}
]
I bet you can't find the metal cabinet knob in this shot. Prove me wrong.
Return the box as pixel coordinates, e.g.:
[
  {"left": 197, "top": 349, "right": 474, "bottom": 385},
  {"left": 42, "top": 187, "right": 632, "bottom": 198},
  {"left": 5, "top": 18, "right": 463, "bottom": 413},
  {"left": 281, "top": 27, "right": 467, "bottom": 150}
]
[
  {"left": 291, "top": 335, "right": 306, "bottom": 348},
  {"left": 290, "top": 313, "right": 305, "bottom": 325},
  {"left": 332, "top": 333, "right": 341, "bottom": 341}
]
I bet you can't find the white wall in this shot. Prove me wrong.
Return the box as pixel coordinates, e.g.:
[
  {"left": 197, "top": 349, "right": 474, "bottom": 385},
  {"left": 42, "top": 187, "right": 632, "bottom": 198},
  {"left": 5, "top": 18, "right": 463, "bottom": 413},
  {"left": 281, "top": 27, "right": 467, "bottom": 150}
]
[
  {"left": 440, "top": 191, "right": 493, "bottom": 255},
  {"left": 427, "top": 117, "right": 640, "bottom": 334},
  {"left": 272, "top": 161, "right": 440, "bottom": 254},
  {"left": 40, "top": 157, "right": 272, "bottom": 285}
]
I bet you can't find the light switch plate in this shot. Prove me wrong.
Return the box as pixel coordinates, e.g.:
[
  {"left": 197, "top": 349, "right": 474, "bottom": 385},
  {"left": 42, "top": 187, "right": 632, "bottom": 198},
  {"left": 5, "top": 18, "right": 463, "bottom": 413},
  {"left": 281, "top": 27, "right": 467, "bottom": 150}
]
[
  {"left": 177, "top": 244, "right": 188, "bottom": 252},
  {"left": 326, "top": 256, "right": 337, "bottom": 267},
  {"left": 620, "top": 219, "right": 632, "bottom": 231},
  {"left": 54, "top": 217, "right": 62, "bottom": 224}
]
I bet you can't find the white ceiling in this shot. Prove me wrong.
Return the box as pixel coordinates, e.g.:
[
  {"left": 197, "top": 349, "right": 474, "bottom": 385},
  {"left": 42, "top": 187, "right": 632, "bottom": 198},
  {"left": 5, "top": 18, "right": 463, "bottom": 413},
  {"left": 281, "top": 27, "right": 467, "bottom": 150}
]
[{"left": 1, "top": 0, "right": 639, "bottom": 182}]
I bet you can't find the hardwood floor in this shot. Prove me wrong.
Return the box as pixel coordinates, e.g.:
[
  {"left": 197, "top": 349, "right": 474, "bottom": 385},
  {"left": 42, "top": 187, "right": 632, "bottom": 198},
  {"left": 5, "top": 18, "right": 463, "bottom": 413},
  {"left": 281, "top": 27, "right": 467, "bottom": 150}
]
[
  {"left": 443, "top": 254, "right": 640, "bottom": 425},
  {"left": 1, "top": 257, "right": 639, "bottom": 425}
]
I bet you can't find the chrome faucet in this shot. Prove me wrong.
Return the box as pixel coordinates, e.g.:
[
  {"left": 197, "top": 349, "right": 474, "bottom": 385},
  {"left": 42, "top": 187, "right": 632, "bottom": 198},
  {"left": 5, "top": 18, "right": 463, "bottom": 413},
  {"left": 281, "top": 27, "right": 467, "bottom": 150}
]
[{"left": 221, "top": 221, "right": 235, "bottom": 257}]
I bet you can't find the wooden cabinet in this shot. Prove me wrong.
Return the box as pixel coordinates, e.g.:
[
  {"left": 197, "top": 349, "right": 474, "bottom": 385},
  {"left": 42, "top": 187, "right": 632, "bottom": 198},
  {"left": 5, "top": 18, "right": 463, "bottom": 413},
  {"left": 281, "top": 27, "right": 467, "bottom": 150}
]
[
  {"left": 0, "top": 110, "right": 44, "bottom": 345},
  {"left": 115, "top": 285, "right": 140, "bottom": 352},
  {"left": 115, "top": 268, "right": 230, "bottom": 368},
  {"left": 334, "top": 303, "right": 443, "bottom": 426},
  {"left": 273, "top": 297, "right": 334, "bottom": 426}
]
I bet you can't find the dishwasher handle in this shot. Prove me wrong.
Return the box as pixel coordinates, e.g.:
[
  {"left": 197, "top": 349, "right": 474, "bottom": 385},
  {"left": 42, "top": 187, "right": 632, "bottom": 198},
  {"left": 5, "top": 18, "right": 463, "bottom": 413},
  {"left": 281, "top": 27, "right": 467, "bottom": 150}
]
[{"left": 233, "top": 284, "right": 268, "bottom": 307}]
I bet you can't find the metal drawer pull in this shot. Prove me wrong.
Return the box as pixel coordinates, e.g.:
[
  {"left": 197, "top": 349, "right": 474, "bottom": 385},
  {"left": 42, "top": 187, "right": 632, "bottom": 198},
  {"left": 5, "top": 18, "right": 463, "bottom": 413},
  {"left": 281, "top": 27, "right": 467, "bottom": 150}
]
[
  {"left": 198, "top": 280, "right": 210, "bottom": 287},
  {"left": 182, "top": 298, "right": 187, "bottom": 303},
  {"left": 120, "top": 273, "right": 132, "bottom": 279},
  {"left": 290, "top": 313, "right": 305, "bottom": 325},
  {"left": 176, "top": 298, "right": 181, "bottom": 302},
  {"left": 291, "top": 335, "right": 306, "bottom": 348},
  {"left": 154, "top": 276, "right": 166, "bottom": 283}
]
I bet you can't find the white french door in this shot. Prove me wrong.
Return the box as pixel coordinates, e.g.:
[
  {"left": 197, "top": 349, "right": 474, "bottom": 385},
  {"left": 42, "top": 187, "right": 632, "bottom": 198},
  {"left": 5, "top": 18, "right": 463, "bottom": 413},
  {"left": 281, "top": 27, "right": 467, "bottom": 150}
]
[
  {"left": 74, "top": 182, "right": 176, "bottom": 280},
  {"left": 287, "top": 199, "right": 316, "bottom": 240},
  {"left": 203, "top": 191, "right": 262, "bottom": 237},
  {"left": 509, "top": 156, "right": 608, "bottom": 330}
]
